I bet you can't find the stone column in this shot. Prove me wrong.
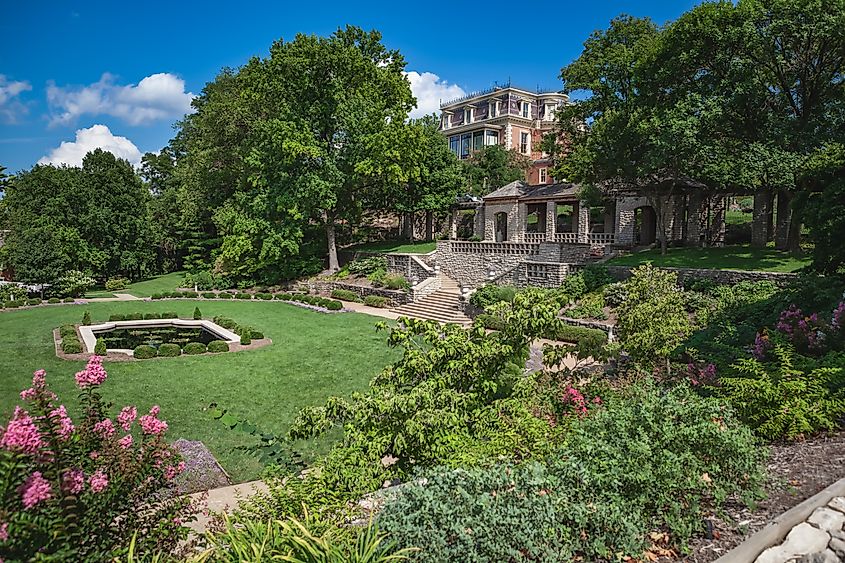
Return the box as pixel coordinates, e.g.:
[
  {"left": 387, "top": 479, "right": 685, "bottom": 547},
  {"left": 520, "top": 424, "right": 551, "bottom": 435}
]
[
  {"left": 577, "top": 204, "right": 590, "bottom": 243},
  {"left": 685, "top": 192, "right": 703, "bottom": 247},
  {"left": 516, "top": 202, "right": 527, "bottom": 242},
  {"left": 616, "top": 198, "right": 635, "bottom": 246},
  {"left": 474, "top": 207, "right": 485, "bottom": 240},
  {"left": 448, "top": 210, "right": 458, "bottom": 240},
  {"left": 751, "top": 189, "right": 773, "bottom": 248},
  {"left": 545, "top": 201, "right": 556, "bottom": 241},
  {"left": 708, "top": 195, "right": 726, "bottom": 247},
  {"left": 671, "top": 195, "right": 685, "bottom": 242}
]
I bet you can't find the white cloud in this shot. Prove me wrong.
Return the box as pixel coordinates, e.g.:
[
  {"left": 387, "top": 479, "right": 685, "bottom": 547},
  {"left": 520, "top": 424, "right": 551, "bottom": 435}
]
[
  {"left": 38, "top": 124, "right": 142, "bottom": 167},
  {"left": 46, "top": 72, "right": 195, "bottom": 127},
  {"left": 405, "top": 71, "right": 465, "bottom": 119},
  {"left": 0, "top": 75, "right": 33, "bottom": 123}
]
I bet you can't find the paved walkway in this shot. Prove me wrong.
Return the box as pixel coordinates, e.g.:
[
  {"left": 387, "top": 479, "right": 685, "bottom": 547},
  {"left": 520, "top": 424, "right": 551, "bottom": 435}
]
[
  {"left": 340, "top": 301, "right": 403, "bottom": 320},
  {"left": 80, "top": 293, "right": 143, "bottom": 303},
  {"left": 187, "top": 480, "right": 269, "bottom": 533}
]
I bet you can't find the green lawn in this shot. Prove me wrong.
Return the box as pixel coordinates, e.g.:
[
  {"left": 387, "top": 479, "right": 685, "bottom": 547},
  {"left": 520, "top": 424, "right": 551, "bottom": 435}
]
[
  {"left": 0, "top": 300, "right": 399, "bottom": 482},
  {"left": 606, "top": 244, "right": 810, "bottom": 273},
  {"left": 84, "top": 271, "right": 185, "bottom": 299},
  {"left": 345, "top": 240, "right": 437, "bottom": 254}
]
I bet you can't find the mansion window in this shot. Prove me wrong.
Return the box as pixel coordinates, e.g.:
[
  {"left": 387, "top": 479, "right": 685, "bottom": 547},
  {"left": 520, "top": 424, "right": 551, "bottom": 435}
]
[
  {"left": 449, "top": 135, "right": 459, "bottom": 156},
  {"left": 539, "top": 168, "right": 547, "bottom": 184},
  {"left": 485, "top": 130, "right": 499, "bottom": 146},
  {"left": 489, "top": 101, "right": 498, "bottom": 118},
  {"left": 460, "top": 134, "right": 471, "bottom": 158},
  {"left": 521, "top": 101, "right": 530, "bottom": 118},
  {"left": 442, "top": 114, "right": 450, "bottom": 129},
  {"left": 464, "top": 108, "right": 473, "bottom": 124},
  {"left": 520, "top": 131, "right": 530, "bottom": 154}
]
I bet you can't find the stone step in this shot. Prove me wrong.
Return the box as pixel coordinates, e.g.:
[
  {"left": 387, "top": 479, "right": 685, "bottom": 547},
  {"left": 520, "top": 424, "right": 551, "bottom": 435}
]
[{"left": 392, "top": 288, "right": 471, "bottom": 325}]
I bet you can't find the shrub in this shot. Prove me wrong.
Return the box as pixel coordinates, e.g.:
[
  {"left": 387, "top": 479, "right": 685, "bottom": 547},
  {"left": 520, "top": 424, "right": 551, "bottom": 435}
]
[
  {"left": 54, "top": 270, "right": 96, "bottom": 298},
  {"left": 193, "top": 307, "right": 202, "bottom": 320},
  {"left": 380, "top": 382, "right": 764, "bottom": 561},
  {"left": 207, "top": 340, "right": 230, "bottom": 353},
  {"left": 202, "top": 292, "right": 217, "bottom": 299},
  {"left": 469, "top": 284, "right": 517, "bottom": 310},
  {"left": 240, "top": 330, "right": 252, "bottom": 346},
  {"left": 105, "top": 277, "right": 129, "bottom": 291},
  {"left": 27, "top": 298, "right": 42, "bottom": 306},
  {"left": 183, "top": 270, "right": 223, "bottom": 291},
  {"left": 546, "top": 324, "right": 607, "bottom": 347},
  {"left": 566, "top": 292, "right": 607, "bottom": 320},
  {"left": 133, "top": 345, "right": 157, "bottom": 359},
  {"left": 716, "top": 346, "right": 845, "bottom": 440},
  {"left": 213, "top": 316, "right": 237, "bottom": 330},
  {"left": 151, "top": 293, "right": 164, "bottom": 300},
  {"left": 126, "top": 312, "right": 143, "bottom": 321},
  {"left": 581, "top": 264, "right": 614, "bottom": 292},
  {"left": 475, "top": 313, "right": 505, "bottom": 331},
  {"left": 157, "top": 343, "right": 181, "bottom": 357},
  {"left": 257, "top": 293, "right": 273, "bottom": 300},
  {"left": 82, "top": 311, "right": 91, "bottom": 326},
  {"left": 183, "top": 342, "right": 207, "bottom": 355},
  {"left": 347, "top": 256, "right": 388, "bottom": 276},
  {"left": 250, "top": 330, "right": 265, "bottom": 340},
  {"left": 1, "top": 360, "right": 192, "bottom": 559},
  {"left": 4, "top": 300, "right": 22, "bottom": 309},
  {"left": 274, "top": 293, "right": 292, "bottom": 300},
  {"left": 331, "top": 289, "right": 361, "bottom": 302},
  {"left": 325, "top": 300, "right": 343, "bottom": 311},
  {"left": 143, "top": 312, "right": 161, "bottom": 320},
  {"left": 109, "top": 314, "right": 125, "bottom": 321},
  {"left": 617, "top": 264, "right": 691, "bottom": 364},
  {"left": 161, "top": 311, "right": 177, "bottom": 319},
  {"left": 217, "top": 292, "right": 233, "bottom": 299},
  {"left": 181, "top": 291, "right": 198, "bottom": 299},
  {"left": 364, "top": 295, "right": 390, "bottom": 308},
  {"left": 235, "top": 293, "right": 252, "bottom": 300},
  {"left": 62, "top": 297, "right": 75, "bottom": 303},
  {"left": 383, "top": 274, "right": 410, "bottom": 290},
  {"left": 61, "top": 338, "right": 82, "bottom": 354},
  {"left": 47, "top": 297, "right": 61, "bottom": 304},
  {"left": 0, "top": 284, "right": 28, "bottom": 302},
  {"left": 59, "top": 325, "right": 77, "bottom": 339},
  {"left": 94, "top": 338, "right": 107, "bottom": 356}
]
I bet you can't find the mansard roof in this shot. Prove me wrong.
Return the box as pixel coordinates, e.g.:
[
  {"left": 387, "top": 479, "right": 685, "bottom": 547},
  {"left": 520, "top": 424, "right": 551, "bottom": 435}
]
[{"left": 483, "top": 181, "right": 580, "bottom": 202}]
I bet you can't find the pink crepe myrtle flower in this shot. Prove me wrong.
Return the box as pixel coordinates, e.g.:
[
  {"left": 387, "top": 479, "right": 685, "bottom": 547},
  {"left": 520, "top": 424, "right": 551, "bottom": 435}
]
[
  {"left": 139, "top": 406, "right": 168, "bottom": 435},
  {"left": 89, "top": 451, "right": 99, "bottom": 460},
  {"left": 74, "top": 356, "right": 108, "bottom": 388},
  {"left": 832, "top": 301, "right": 845, "bottom": 331},
  {"left": 118, "top": 434, "right": 133, "bottom": 449},
  {"left": 48, "top": 405, "right": 74, "bottom": 441},
  {"left": 0, "top": 407, "right": 43, "bottom": 455},
  {"left": 164, "top": 461, "right": 186, "bottom": 480},
  {"left": 93, "top": 419, "right": 116, "bottom": 439},
  {"left": 561, "top": 386, "right": 589, "bottom": 417},
  {"left": 19, "top": 471, "right": 52, "bottom": 509},
  {"left": 61, "top": 469, "right": 85, "bottom": 495},
  {"left": 0, "top": 521, "right": 7, "bottom": 541},
  {"left": 88, "top": 470, "right": 109, "bottom": 493},
  {"left": 116, "top": 406, "right": 137, "bottom": 431},
  {"left": 19, "top": 369, "right": 48, "bottom": 401}
]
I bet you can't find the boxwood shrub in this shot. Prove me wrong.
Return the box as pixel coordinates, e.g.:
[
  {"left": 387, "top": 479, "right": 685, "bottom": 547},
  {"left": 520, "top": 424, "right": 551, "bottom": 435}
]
[
  {"left": 331, "top": 289, "right": 361, "bottom": 302},
  {"left": 202, "top": 292, "right": 217, "bottom": 299},
  {"left": 364, "top": 295, "right": 390, "bottom": 308},
  {"left": 183, "top": 342, "right": 207, "bottom": 355},
  {"left": 256, "top": 292, "right": 273, "bottom": 300},
  {"left": 59, "top": 325, "right": 77, "bottom": 339},
  {"left": 161, "top": 311, "right": 178, "bottom": 319},
  {"left": 126, "top": 312, "right": 143, "bottom": 321},
  {"left": 109, "top": 314, "right": 125, "bottom": 321},
  {"left": 151, "top": 293, "right": 164, "bottom": 300},
  {"left": 325, "top": 300, "right": 343, "bottom": 311},
  {"left": 235, "top": 293, "right": 252, "bottom": 300},
  {"left": 546, "top": 324, "right": 607, "bottom": 347},
  {"left": 133, "top": 345, "right": 157, "bottom": 359},
  {"left": 48, "top": 297, "right": 61, "bottom": 304},
  {"left": 143, "top": 312, "right": 161, "bottom": 320},
  {"left": 239, "top": 331, "right": 252, "bottom": 346},
  {"left": 27, "top": 298, "right": 42, "bottom": 306},
  {"left": 181, "top": 291, "right": 198, "bottom": 299},
  {"left": 63, "top": 297, "right": 75, "bottom": 303},
  {"left": 475, "top": 313, "right": 505, "bottom": 331},
  {"left": 250, "top": 330, "right": 264, "bottom": 339},
  {"left": 94, "top": 338, "right": 107, "bottom": 356},
  {"left": 157, "top": 343, "right": 181, "bottom": 357},
  {"left": 207, "top": 340, "right": 229, "bottom": 353},
  {"left": 274, "top": 293, "right": 292, "bottom": 301},
  {"left": 61, "top": 338, "right": 82, "bottom": 354},
  {"left": 217, "top": 292, "right": 233, "bottom": 299},
  {"left": 213, "top": 316, "right": 237, "bottom": 330}
]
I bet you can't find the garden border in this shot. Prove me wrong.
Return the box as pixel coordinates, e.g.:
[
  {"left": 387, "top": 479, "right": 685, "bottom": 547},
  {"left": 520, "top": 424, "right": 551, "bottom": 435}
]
[{"left": 79, "top": 318, "right": 240, "bottom": 355}]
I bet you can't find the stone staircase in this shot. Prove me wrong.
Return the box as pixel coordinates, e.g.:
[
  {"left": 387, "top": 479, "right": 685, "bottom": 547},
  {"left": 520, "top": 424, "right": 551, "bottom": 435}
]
[{"left": 391, "top": 276, "right": 472, "bottom": 325}]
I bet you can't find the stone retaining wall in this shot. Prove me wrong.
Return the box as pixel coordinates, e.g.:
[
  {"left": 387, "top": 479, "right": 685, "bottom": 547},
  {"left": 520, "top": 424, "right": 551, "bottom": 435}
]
[
  {"left": 605, "top": 265, "right": 798, "bottom": 286},
  {"left": 386, "top": 253, "right": 435, "bottom": 284},
  {"left": 309, "top": 280, "right": 410, "bottom": 305}
]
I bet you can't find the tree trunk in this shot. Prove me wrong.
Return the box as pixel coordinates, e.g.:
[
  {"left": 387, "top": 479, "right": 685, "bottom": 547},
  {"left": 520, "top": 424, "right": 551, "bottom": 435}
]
[
  {"left": 751, "top": 189, "right": 773, "bottom": 248},
  {"left": 407, "top": 211, "right": 415, "bottom": 243},
  {"left": 786, "top": 200, "right": 803, "bottom": 253},
  {"left": 425, "top": 210, "right": 434, "bottom": 241},
  {"left": 323, "top": 210, "right": 339, "bottom": 272},
  {"left": 774, "top": 190, "right": 792, "bottom": 250}
]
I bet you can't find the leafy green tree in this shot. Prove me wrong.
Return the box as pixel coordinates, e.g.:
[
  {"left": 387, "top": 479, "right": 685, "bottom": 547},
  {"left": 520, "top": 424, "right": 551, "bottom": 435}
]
[
  {"left": 617, "top": 264, "right": 691, "bottom": 365},
  {"left": 463, "top": 145, "right": 530, "bottom": 195}
]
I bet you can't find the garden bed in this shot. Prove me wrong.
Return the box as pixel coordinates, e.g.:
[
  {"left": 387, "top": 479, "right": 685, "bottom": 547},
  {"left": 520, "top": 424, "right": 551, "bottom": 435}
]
[{"left": 674, "top": 432, "right": 845, "bottom": 562}]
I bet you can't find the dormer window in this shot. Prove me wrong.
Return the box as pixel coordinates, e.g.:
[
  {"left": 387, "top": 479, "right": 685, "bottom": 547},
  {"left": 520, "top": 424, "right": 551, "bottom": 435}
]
[
  {"left": 521, "top": 101, "right": 530, "bottom": 118},
  {"left": 544, "top": 103, "right": 556, "bottom": 121},
  {"left": 464, "top": 108, "right": 473, "bottom": 124},
  {"left": 489, "top": 101, "right": 498, "bottom": 118},
  {"left": 442, "top": 114, "right": 450, "bottom": 129}
]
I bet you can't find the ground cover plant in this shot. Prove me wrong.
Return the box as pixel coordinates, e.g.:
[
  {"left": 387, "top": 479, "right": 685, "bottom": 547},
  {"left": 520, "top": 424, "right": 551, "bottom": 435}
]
[
  {"left": 0, "top": 300, "right": 399, "bottom": 482},
  {"left": 606, "top": 245, "right": 810, "bottom": 273}
]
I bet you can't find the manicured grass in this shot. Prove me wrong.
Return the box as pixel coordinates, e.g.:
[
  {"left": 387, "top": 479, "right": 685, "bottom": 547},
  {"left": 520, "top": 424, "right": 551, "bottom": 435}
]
[
  {"left": 725, "top": 209, "right": 752, "bottom": 225},
  {"left": 0, "top": 301, "right": 399, "bottom": 482},
  {"left": 124, "top": 271, "right": 186, "bottom": 297},
  {"left": 606, "top": 244, "right": 810, "bottom": 273},
  {"left": 345, "top": 240, "right": 437, "bottom": 254}
]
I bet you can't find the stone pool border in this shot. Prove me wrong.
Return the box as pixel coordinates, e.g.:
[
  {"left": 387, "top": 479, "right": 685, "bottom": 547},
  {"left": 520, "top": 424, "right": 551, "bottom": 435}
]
[{"left": 79, "top": 318, "right": 241, "bottom": 356}]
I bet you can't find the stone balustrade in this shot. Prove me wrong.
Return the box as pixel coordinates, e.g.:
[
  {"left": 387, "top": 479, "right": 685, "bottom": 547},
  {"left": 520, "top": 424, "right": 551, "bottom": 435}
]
[{"left": 448, "top": 241, "right": 540, "bottom": 255}]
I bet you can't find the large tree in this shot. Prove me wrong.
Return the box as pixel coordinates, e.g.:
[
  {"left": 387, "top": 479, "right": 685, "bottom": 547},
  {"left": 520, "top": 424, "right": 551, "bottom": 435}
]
[{"left": 463, "top": 145, "right": 530, "bottom": 195}]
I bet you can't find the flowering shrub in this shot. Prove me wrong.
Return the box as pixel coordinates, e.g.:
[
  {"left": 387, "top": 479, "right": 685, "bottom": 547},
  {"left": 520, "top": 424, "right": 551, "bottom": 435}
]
[
  {"left": 0, "top": 357, "right": 196, "bottom": 561},
  {"left": 751, "top": 301, "right": 845, "bottom": 360},
  {"left": 687, "top": 362, "right": 716, "bottom": 387}
]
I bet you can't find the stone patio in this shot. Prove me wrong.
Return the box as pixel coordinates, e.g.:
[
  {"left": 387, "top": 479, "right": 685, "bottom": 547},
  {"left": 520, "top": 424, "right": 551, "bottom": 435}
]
[{"left": 754, "top": 498, "right": 845, "bottom": 562}]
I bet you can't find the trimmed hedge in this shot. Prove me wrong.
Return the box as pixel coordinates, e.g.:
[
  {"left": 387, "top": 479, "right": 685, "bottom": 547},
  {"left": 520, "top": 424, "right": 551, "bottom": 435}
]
[
  {"left": 213, "top": 316, "right": 237, "bottom": 330},
  {"left": 82, "top": 311, "right": 91, "bottom": 325},
  {"left": 331, "top": 289, "right": 361, "bottom": 302},
  {"left": 240, "top": 331, "right": 252, "bottom": 346},
  {"left": 161, "top": 311, "right": 178, "bottom": 319},
  {"left": 94, "top": 338, "right": 107, "bottom": 356},
  {"left": 364, "top": 295, "right": 390, "bottom": 308},
  {"left": 133, "top": 345, "right": 157, "bottom": 359},
  {"left": 207, "top": 340, "right": 229, "bottom": 353},
  {"left": 250, "top": 330, "right": 264, "bottom": 339},
  {"left": 109, "top": 314, "right": 125, "bottom": 321},
  {"left": 143, "top": 312, "right": 161, "bottom": 320},
  {"left": 547, "top": 325, "right": 607, "bottom": 347},
  {"left": 274, "top": 293, "right": 292, "bottom": 301},
  {"left": 48, "top": 297, "right": 61, "bottom": 304},
  {"left": 183, "top": 342, "right": 207, "bottom": 355},
  {"left": 63, "top": 297, "right": 75, "bottom": 303},
  {"left": 27, "top": 298, "right": 42, "bottom": 306},
  {"left": 157, "top": 343, "right": 181, "bottom": 357},
  {"left": 235, "top": 293, "right": 252, "bottom": 300},
  {"left": 193, "top": 307, "right": 202, "bottom": 320},
  {"left": 256, "top": 292, "right": 273, "bottom": 300},
  {"left": 61, "top": 338, "right": 82, "bottom": 354},
  {"left": 59, "top": 325, "right": 77, "bottom": 339},
  {"left": 151, "top": 293, "right": 164, "bottom": 300},
  {"left": 126, "top": 313, "right": 143, "bottom": 321},
  {"left": 217, "top": 292, "right": 233, "bottom": 299},
  {"left": 202, "top": 292, "right": 217, "bottom": 299}
]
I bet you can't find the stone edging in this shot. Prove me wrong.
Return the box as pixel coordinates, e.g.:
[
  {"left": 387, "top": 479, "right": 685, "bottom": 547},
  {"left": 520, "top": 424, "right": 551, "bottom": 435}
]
[
  {"left": 79, "top": 318, "right": 240, "bottom": 355},
  {"left": 715, "top": 477, "right": 845, "bottom": 562}
]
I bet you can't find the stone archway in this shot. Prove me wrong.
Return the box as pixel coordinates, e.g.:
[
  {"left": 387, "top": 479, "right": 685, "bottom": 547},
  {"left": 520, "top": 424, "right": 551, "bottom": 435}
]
[
  {"left": 634, "top": 206, "right": 656, "bottom": 245},
  {"left": 495, "top": 212, "right": 508, "bottom": 242}
]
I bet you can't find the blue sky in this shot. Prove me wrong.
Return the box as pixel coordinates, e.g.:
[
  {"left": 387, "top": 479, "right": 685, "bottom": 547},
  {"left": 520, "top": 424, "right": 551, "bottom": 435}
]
[{"left": 1, "top": 0, "right": 699, "bottom": 173}]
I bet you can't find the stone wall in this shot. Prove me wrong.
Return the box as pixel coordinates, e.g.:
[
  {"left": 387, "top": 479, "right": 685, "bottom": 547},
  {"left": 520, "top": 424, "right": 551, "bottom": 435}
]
[
  {"left": 532, "top": 242, "right": 592, "bottom": 263},
  {"left": 483, "top": 201, "right": 520, "bottom": 241},
  {"left": 308, "top": 281, "right": 411, "bottom": 305},
  {"left": 386, "top": 253, "right": 435, "bottom": 284},
  {"left": 436, "top": 240, "right": 536, "bottom": 288},
  {"left": 604, "top": 265, "right": 797, "bottom": 286}
]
